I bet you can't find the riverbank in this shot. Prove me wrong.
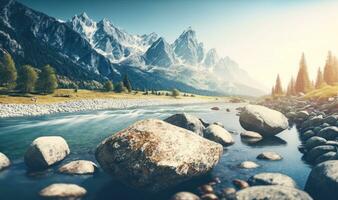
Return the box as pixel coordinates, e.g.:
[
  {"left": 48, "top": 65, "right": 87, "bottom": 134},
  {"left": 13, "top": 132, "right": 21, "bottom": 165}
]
[{"left": 0, "top": 98, "right": 223, "bottom": 118}]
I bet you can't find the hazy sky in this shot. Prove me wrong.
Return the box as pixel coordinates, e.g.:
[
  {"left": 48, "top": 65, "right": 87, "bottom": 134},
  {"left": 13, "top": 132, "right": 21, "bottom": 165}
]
[{"left": 17, "top": 0, "right": 338, "bottom": 88}]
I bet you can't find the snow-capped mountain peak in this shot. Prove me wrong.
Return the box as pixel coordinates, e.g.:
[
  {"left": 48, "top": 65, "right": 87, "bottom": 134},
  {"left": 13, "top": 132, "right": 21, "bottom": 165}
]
[
  {"left": 68, "top": 12, "right": 96, "bottom": 41},
  {"left": 144, "top": 37, "right": 176, "bottom": 67},
  {"left": 204, "top": 48, "right": 219, "bottom": 67},
  {"left": 173, "top": 27, "right": 204, "bottom": 65}
]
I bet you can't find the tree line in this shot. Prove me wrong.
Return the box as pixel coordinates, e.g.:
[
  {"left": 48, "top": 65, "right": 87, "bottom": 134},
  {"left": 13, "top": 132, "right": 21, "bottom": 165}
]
[
  {"left": 271, "top": 52, "right": 338, "bottom": 97},
  {"left": 0, "top": 52, "right": 57, "bottom": 94}
]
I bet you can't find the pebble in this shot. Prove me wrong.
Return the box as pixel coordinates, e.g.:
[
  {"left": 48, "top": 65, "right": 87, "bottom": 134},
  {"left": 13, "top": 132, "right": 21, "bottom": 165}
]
[{"left": 232, "top": 179, "right": 249, "bottom": 189}]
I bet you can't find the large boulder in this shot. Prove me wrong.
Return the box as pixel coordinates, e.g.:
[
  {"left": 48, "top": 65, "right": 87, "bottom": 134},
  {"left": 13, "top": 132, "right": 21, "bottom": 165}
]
[
  {"left": 305, "top": 160, "right": 338, "bottom": 200},
  {"left": 317, "top": 126, "right": 338, "bottom": 140},
  {"left": 170, "top": 192, "right": 200, "bottom": 200},
  {"left": 39, "top": 183, "right": 86, "bottom": 199},
  {"left": 164, "top": 113, "right": 205, "bottom": 136},
  {"left": 257, "top": 152, "right": 283, "bottom": 161},
  {"left": 239, "top": 105, "right": 288, "bottom": 137},
  {"left": 58, "top": 160, "right": 97, "bottom": 175},
  {"left": 24, "top": 136, "right": 70, "bottom": 170},
  {"left": 204, "top": 124, "right": 234, "bottom": 146},
  {"left": 95, "top": 119, "right": 223, "bottom": 192},
  {"left": 0, "top": 152, "right": 10, "bottom": 171},
  {"left": 248, "top": 172, "right": 297, "bottom": 188},
  {"left": 236, "top": 186, "right": 313, "bottom": 200}
]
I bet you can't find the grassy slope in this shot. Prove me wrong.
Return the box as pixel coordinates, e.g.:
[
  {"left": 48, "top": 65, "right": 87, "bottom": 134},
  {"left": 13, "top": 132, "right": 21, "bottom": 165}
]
[
  {"left": 304, "top": 85, "right": 338, "bottom": 100},
  {"left": 0, "top": 89, "right": 220, "bottom": 104}
]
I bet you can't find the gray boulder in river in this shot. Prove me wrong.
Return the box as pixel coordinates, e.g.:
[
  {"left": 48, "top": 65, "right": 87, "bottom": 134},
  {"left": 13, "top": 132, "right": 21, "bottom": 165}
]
[
  {"left": 95, "top": 119, "right": 223, "bottom": 192},
  {"left": 248, "top": 172, "right": 297, "bottom": 188},
  {"left": 39, "top": 183, "right": 87, "bottom": 199},
  {"left": 317, "top": 126, "right": 338, "bottom": 140},
  {"left": 0, "top": 152, "right": 10, "bottom": 171},
  {"left": 24, "top": 136, "right": 70, "bottom": 170},
  {"left": 204, "top": 124, "right": 234, "bottom": 146},
  {"left": 305, "top": 160, "right": 338, "bottom": 200},
  {"left": 164, "top": 113, "right": 205, "bottom": 136},
  {"left": 236, "top": 186, "right": 313, "bottom": 200},
  {"left": 58, "top": 160, "right": 97, "bottom": 175},
  {"left": 239, "top": 105, "right": 288, "bottom": 137}
]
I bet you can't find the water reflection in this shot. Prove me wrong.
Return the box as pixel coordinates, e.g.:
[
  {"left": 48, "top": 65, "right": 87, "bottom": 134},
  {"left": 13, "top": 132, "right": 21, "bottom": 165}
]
[{"left": 241, "top": 136, "right": 287, "bottom": 147}]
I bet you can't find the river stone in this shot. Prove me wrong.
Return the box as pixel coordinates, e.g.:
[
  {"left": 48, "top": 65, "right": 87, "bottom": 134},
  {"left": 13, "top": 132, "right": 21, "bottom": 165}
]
[
  {"left": 257, "top": 152, "right": 283, "bottom": 161},
  {"left": 24, "top": 136, "right": 70, "bottom": 170},
  {"left": 305, "top": 145, "right": 337, "bottom": 162},
  {"left": 170, "top": 192, "right": 200, "bottom": 200},
  {"left": 95, "top": 119, "right": 223, "bottom": 192},
  {"left": 308, "top": 115, "right": 323, "bottom": 126},
  {"left": 323, "top": 115, "right": 338, "bottom": 125},
  {"left": 239, "top": 105, "right": 288, "bottom": 137},
  {"left": 39, "top": 183, "right": 86, "bottom": 198},
  {"left": 305, "top": 160, "right": 338, "bottom": 200},
  {"left": 164, "top": 113, "right": 205, "bottom": 136},
  {"left": 239, "top": 161, "right": 259, "bottom": 169},
  {"left": 296, "top": 111, "right": 310, "bottom": 120},
  {"left": 240, "top": 131, "right": 263, "bottom": 139},
  {"left": 314, "top": 152, "right": 337, "bottom": 164},
  {"left": 248, "top": 172, "right": 297, "bottom": 187},
  {"left": 301, "top": 130, "right": 315, "bottom": 141},
  {"left": 58, "top": 160, "right": 97, "bottom": 175},
  {"left": 236, "top": 186, "right": 313, "bottom": 200},
  {"left": 305, "top": 136, "right": 327, "bottom": 150},
  {"left": 0, "top": 152, "right": 10, "bottom": 171},
  {"left": 317, "top": 126, "right": 338, "bottom": 140},
  {"left": 204, "top": 124, "right": 234, "bottom": 146}
]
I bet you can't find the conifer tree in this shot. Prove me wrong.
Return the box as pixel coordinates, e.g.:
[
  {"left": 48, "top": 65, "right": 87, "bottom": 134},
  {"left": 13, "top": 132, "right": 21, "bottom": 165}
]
[
  {"left": 315, "top": 67, "right": 325, "bottom": 89},
  {"left": 286, "top": 77, "right": 296, "bottom": 96},
  {"left": 274, "top": 74, "right": 283, "bottom": 95},
  {"left": 0, "top": 52, "right": 17, "bottom": 89},
  {"left": 114, "top": 81, "right": 127, "bottom": 93},
  {"left": 103, "top": 80, "right": 113, "bottom": 92},
  {"left": 17, "top": 65, "right": 38, "bottom": 93},
  {"left": 334, "top": 56, "right": 338, "bottom": 83},
  {"left": 295, "top": 53, "right": 311, "bottom": 93},
  {"left": 36, "top": 65, "right": 58, "bottom": 94},
  {"left": 323, "top": 51, "right": 336, "bottom": 85},
  {"left": 271, "top": 86, "right": 275, "bottom": 97},
  {"left": 122, "top": 74, "right": 132, "bottom": 92}
]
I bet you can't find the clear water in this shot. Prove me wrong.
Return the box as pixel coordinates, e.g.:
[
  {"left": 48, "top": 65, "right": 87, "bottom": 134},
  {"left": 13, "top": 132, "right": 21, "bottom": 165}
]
[{"left": 0, "top": 103, "right": 312, "bottom": 200}]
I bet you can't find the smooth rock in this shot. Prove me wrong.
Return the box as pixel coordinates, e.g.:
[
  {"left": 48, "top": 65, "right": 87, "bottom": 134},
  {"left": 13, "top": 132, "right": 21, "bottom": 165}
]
[
  {"left": 305, "top": 145, "right": 336, "bottom": 162},
  {"left": 257, "top": 152, "right": 283, "bottom": 161},
  {"left": 296, "top": 111, "right": 310, "bottom": 120},
  {"left": 199, "top": 184, "right": 214, "bottom": 194},
  {"left": 238, "top": 161, "right": 259, "bottom": 169},
  {"left": 317, "top": 126, "right": 338, "bottom": 140},
  {"left": 236, "top": 186, "right": 313, "bottom": 200},
  {"left": 204, "top": 125, "right": 234, "bottom": 146},
  {"left": 164, "top": 113, "right": 205, "bottom": 136},
  {"left": 239, "top": 105, "right": 288, "bottom": 137},
  {"left": 170, "top": 192, "right": 200, "bottom": 200},
  {"left": 301, "top": 130, "right": 315, "bottom": 141},
  {"left": 201, "top": 193, "right": 218, "bottom": 200},
  {"left": 232, "top": 179, "right": 249, "bottom": 189},
  {"left": 39, "top": 183, "right": 86, "bottom": 199},
  {"left": 323, "top": 115, "right": 338, "bottom": 125},
  {"left": 222, "top": 187, "right": 236, "bottom": 199},
  {"left": 58, "top": 160, "right": 97, "bottom": 175},
  {"left": 240, "top": 131, "right": 262, "bottom": 139},
  {"left": 248, "top": 172, "right": 297, "bottom": 187},
  {"left": 305, "top": 160, "right": 338, "bottom": 200},
  {"left": 305, "top": 136, "right": 327, "bottom": 150},
  {"left": 314, "top": 152, "right": 337, "bottom": 164},
  {"left": 95, "top": 119, "right": 223, "bottom": 192},
  {"left": 24, "top": 136, "right": 70, "bottom": 170},
  {"left": 0, "top": 152, "right": 10, "bottom": 171}
]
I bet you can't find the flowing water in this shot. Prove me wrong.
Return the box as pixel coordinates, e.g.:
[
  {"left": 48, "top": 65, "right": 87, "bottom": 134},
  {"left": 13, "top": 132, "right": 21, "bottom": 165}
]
[{"left": 0, "top": 103, "right": 312, "bottom": 199}]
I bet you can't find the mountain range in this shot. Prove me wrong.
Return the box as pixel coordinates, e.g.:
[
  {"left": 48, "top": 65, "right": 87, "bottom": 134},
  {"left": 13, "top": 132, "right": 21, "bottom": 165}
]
[{"left": 0, "top": 0, "right": 266, "bottom": 95}]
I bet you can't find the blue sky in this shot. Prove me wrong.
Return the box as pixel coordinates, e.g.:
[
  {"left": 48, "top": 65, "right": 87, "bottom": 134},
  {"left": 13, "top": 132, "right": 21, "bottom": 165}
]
[{"left": 17, "top": 0, "right": 338, "bottom": 87}]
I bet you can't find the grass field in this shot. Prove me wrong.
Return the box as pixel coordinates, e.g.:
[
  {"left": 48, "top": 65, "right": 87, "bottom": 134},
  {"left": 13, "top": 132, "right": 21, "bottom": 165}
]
[
  {"left": 304, "top": 85, "right": 338, "bottom": 100},
  {"left": 0, "top": 89, "right": 219, "bottom": 104}
]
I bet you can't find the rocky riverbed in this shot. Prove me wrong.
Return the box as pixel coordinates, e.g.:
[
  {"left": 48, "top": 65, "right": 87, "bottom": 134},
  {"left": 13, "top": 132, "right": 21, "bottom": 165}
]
[
  {"left": 0, "top": 98, "right": 216, "bottom": 118},
  {"left": 1, "top": 100, "right": 337, "bottom": 200}
]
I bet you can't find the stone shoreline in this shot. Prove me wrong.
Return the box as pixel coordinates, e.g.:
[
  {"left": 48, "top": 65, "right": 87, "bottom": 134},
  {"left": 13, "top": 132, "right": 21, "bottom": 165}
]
[{"left": 0, "top": 98, "right": 217, "bottom": 118}]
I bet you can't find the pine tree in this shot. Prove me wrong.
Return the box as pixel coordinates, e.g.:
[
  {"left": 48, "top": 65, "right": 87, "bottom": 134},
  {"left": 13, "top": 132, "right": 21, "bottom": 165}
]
[
  {"left": 334, "top": 56, "right": 338, "bottom": 83},
  {"left": 103, "top": 80, "right": 113, "bottom": 92},
  {"left": 323, "top": 51, "right": 336, "bottom": 85},
  {"left": 271, "top": 86, "right": 275, "bottom": 97},
  {"left": 295, "top": 53, "right": 311, "bottom": 93},
  {"left": 274, "top": 74, "right": 283, "bottom": 95},
  {"left": 17, "top": 65, "right": 38, "bottom": 93},
  {"left": 172, "top": 89, "right": 180, "bottom": 97},
  {"left": 0, "top": 52, "right": 17, "bottom": 89},
  {"left": 114, "top": 81, "right": 127, "bottom": 93},
  {"left": 122, "top": 74, "right": 132, "bottom": 92},
  {"left": 315, "top": 67, "right": 325, "bottom": 89},
  {"left": 36, "top": 65, "right": 58, "bottom": 94},
  {"left": 286, "top": 77, "right": 295, "bottom": 96}
]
